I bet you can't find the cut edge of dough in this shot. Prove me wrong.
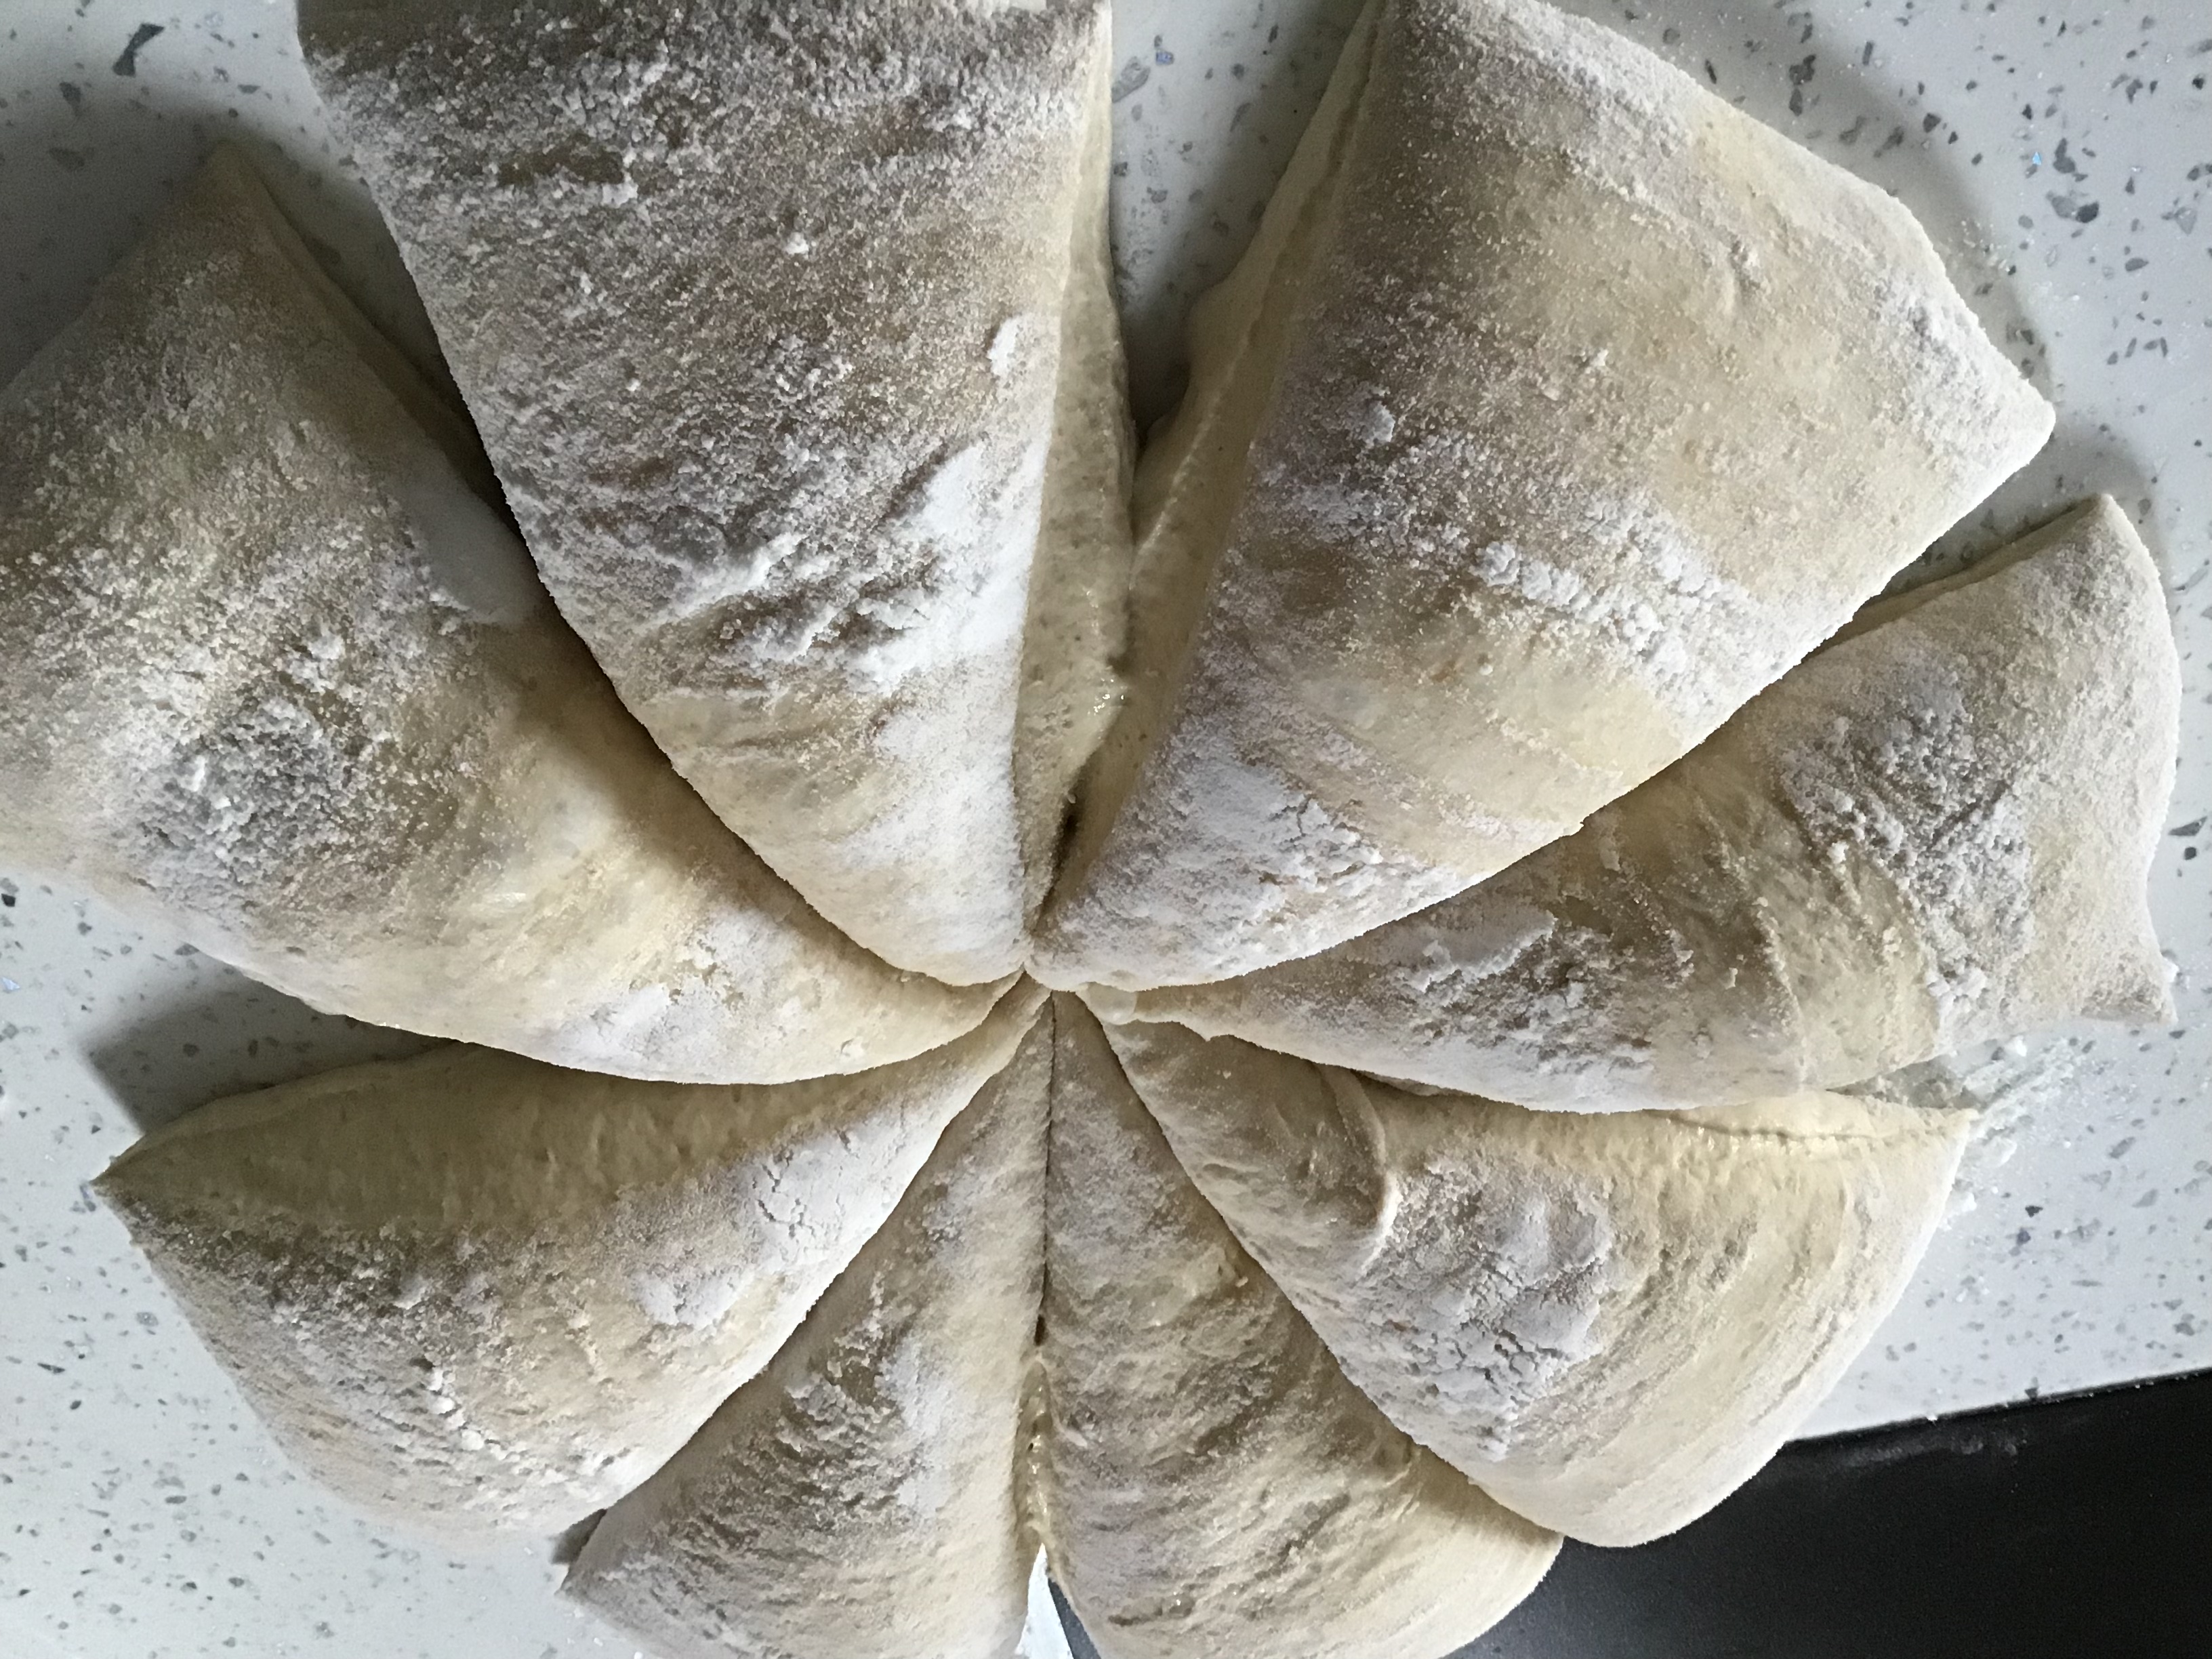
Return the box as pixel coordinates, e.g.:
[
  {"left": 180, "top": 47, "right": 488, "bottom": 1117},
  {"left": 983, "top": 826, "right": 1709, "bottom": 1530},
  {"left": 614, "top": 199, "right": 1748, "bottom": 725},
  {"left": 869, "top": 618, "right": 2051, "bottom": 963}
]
[
  {"left": 1015, "top": 26, "right": 1136, "bottom": 922},
  {"left": 94, "top": 976, "right": 1046, "bottom": 1231},
  {"left": 1837, "top": 495, "right": 2123, "bottom": 644},
  {"left": 1040, "top": 994, "right": 1563, "bottom": 1656},
  {"left": 1037, "top": 0, "right": 1385, "bottom": 969}
]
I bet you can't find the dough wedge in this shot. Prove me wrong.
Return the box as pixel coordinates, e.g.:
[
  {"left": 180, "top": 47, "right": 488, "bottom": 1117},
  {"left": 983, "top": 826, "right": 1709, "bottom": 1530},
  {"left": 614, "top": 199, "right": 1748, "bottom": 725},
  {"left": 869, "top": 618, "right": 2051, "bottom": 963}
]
[
  {"left": 303, "top": 0, "right": 1130, "bottom": 983},
  {"left": 1136, "top": 497, "right": 2179, "bottom": 1108},
  {"left": 1105, "top": 1017, "right": 1968, "bottom": 1545},
  {"left": 0, "top": 146, "right": 995, "bottom": 1085},
  {"left": 1039, "top": 997, "right": 1559, "bottom": 1659},
  {"left": 95, "top": 985, "right": 1044, "bottom": 1541},
  {"left": 567, "top": 1000, "right": 1050, "bottom": 1659},
  {"left": 1038, "top": 0, "right": 2053, "bottom": 991}
]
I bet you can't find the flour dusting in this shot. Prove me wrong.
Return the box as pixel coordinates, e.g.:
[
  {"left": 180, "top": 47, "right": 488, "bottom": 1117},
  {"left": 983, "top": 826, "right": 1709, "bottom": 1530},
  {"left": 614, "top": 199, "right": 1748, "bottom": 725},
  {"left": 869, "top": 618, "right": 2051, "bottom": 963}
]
[{"left": 306, "top": 0, "right": 1115, "bottom": 981}]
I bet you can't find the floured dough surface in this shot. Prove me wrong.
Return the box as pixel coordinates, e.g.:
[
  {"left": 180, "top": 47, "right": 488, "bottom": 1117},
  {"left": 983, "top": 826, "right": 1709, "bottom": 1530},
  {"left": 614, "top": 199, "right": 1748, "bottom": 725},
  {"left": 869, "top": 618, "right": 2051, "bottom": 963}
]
[
  {"left": 303, "top": 0, "right": 1124, "bottom": 983},
  {"left": 1014, "top": 49, "right": 1138, "bottom": 922},
  {"left": 567, "top": 1001, "right": 1050, "bottom": 1659},
  {"left": 96, "top": 987, "right": 1042, "bottom": 1541},
  {"left": 1136, "top": 495, "right": 2179, "bottom": 1107},
  {"left": 1106, "top": 1017, "right": 1967, "bottom": 1545},
  {"left": 0, "top": 146, "right": 996, "bottom": 1084},
  {"left": 1037, "top": 0, "right": 2052, "bottom": 991},
  {"left": 1040, "top": 997, "right": 1558, "bottom": 1659}
]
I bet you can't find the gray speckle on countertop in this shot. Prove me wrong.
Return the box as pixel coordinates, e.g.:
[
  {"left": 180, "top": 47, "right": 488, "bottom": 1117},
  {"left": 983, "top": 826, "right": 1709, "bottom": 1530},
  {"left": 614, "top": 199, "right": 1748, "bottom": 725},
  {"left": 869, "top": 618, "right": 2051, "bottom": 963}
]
[{"left": 0, "top": 3, "right": 454, "bottom": 403}]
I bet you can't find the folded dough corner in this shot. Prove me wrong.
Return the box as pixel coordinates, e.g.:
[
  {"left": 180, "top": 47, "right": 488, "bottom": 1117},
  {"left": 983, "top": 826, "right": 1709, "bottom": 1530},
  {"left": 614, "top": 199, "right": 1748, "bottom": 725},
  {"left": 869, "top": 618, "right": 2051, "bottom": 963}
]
[
  {"left": 1036, "top": 0, "right": 2054, "bottom": 992},
  {"left": 301, "top": 0, "right": 1132, "bottom": 985},
  {"left": 567, "top": 1002, "right": 1050, "bottom": 1659},
  {"left": 1102, "top": 1015, "right": 1969, "bottom": 1547},
  {"left": 1040, "top": 996, "right": 1560, "bottom": 1659},
  {"left": 1136, "top": 495, "right": 2179, "bottom": 1109},
  {"left": 0, "top": 145, "right": 998, "bottom": 1085},
  {"left": 94, "top": 983, "right": 1045, "bottom": 1542}
]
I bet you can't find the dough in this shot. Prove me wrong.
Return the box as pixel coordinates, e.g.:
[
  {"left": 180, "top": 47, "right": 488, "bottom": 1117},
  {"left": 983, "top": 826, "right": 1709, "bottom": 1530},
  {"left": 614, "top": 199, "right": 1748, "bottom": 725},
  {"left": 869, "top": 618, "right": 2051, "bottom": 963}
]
[
  {"left": 94, "top": 984, "right": 1045, "bottom": 1542},
  {"left": 1039, "top": 997, "right": 1559, "bottom": 1659},
  {"left": 1134, "top": 496, "right": 2179, "bottom": 1109},
  {"left": 1104, "top": 1018, "right": 1968, "bottom": 1545},
  {"left": 567, "top": 1002, "right": 1050, "bottom": 1659},
  {"left": 1016, "top": 66, "right": 1139, "bottom": 918},
  {"left": 1036, "top": 0, "right": 2053, "bottom": 992},
  {"left": 302, "top": 0, "right": 1130, "bottom": 983},
  {"left": 0, "top": 147, "right": 997, "bottom": 1086}
]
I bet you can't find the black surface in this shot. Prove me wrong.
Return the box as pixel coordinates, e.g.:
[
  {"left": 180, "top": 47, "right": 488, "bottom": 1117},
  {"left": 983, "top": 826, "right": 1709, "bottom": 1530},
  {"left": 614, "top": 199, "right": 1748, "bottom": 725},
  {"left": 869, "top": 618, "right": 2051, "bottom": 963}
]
[
  {"left": 1470, "top": 1368, "right": 2212, "bottom": 1658},
  {"left": 1053, "top": 1368, "right": 2212, "bottom": 1658}
]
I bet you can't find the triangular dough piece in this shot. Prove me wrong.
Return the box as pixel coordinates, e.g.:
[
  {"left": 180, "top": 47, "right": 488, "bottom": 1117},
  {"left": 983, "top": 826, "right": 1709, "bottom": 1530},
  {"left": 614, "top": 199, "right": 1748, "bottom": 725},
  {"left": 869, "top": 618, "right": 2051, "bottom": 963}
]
[
  {"left": 0, "top": 146, "right": 996, "bottom": 1085},
  {"left": 302, "top": 0, "right": 1130, "bottom": 983},
  {"left": 94, "top": 985, "right": 1044, "bottom": 1542},
  {"left": 1036, "top": 0, "right": 2053, "bottom": 991},
  {"left": 1135, "top": 496, "right": 2179, "bottom": 1108},
  {"left": 1040, "top": 997, "right": 1558, "bottom": 1659},
  {"left": 565, "top": 1002, "right": 1051, "bottom": 1659},
  {"left": 1104, "top": 1018, "right": 1967, "bottom": 1546}
]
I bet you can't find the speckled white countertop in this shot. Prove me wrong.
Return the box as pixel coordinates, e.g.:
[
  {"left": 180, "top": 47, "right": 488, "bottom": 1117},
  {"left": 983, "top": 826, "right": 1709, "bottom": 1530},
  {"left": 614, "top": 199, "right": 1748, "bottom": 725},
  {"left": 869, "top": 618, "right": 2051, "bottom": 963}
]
[{"left": 3, "top": 1, "right": 2206, "bottom": 1655}]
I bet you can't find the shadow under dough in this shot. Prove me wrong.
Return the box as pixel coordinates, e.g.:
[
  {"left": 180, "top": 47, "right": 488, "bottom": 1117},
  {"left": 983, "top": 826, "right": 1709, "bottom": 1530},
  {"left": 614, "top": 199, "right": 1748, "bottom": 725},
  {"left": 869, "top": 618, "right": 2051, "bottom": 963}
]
[
  {"left": 0, "top": 20, "right": 449, "bottom": 393},
  {"left": 84, "top": 963, "right": 442, "bottom": 1136},
  {"left": 1107, "top": 0, "right": 1370, "bottom": 430}
]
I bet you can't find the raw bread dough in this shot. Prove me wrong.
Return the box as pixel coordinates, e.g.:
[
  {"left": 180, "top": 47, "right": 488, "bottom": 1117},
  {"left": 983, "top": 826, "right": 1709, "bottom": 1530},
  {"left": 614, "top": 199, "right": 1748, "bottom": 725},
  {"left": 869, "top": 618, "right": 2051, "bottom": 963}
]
[
  {"left": 96, "top": 984, "right": 1045, "bottom": 1542},
  {"left": 1104, "top": 1018, "right": 1968, "bottom": 1546},
  {"left": 302, "top": 0, "right": 1129, "bottom": 983},
  {"left": 1036, "top": 0, "right": 2053, "bottom": 992},
  {"left": 0, "top": 147, "right": 997, "bottom": 1086},
  {"left": 1016, "top": 64, "right": 1139, "bottom": 918},
  {"left": 1135, "top": 497, "right": 2179, "bottom": 1108},
  {"left": 567, "top": 1002, "right": 1050, "bottom": 1659},
  {"left": 1039, "top": 997, "right": 1559, "bottom": 1659}
]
